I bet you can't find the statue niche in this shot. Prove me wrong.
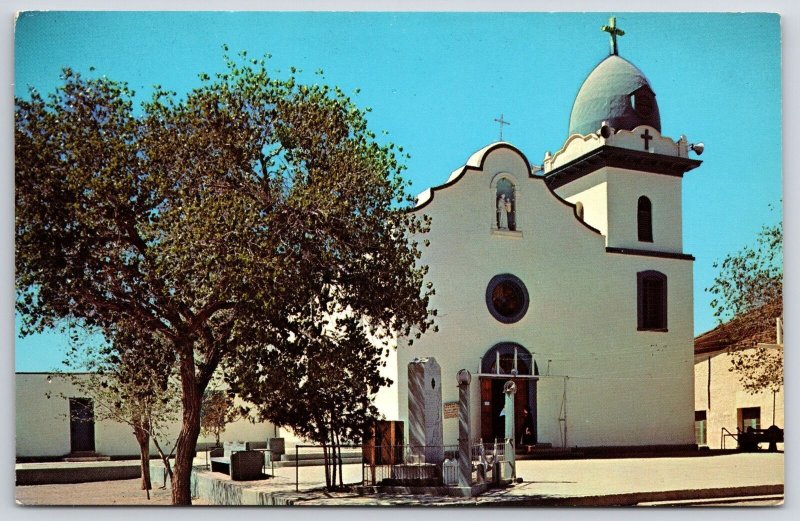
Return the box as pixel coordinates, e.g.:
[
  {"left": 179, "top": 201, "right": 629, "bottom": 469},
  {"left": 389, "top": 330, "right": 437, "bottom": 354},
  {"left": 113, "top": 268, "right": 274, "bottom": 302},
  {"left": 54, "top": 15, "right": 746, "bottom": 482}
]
[{"left": 495, "top": 178, "right": 516, "bottom": 231}]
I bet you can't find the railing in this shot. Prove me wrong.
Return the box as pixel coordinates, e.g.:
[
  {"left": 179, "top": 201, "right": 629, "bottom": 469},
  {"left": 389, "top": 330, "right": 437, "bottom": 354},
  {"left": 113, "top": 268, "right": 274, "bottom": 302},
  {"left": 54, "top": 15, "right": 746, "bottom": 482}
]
[
  {"left": 279, "top": 441, "right": 513, "bottom": 491},
  {"left": 362, "top": 444, "right": 454, "bottom": 487},
  {"left": 293, "top": 443, "right": 362, "bottom": 492},
  {"left": 252, "top": 448, "right": 275, "bottom": 477},
  {"left": 362, "top": 442, "right": 508, "bottom": 488},
  {"left": 721, "top": 427, "right": 738, "bottom": 450}
]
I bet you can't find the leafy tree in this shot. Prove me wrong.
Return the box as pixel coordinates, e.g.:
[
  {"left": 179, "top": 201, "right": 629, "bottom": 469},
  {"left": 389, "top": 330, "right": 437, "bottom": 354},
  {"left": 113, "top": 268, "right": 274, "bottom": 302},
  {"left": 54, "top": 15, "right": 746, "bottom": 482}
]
[
  {"left": 57, "top": 325, "right": 180, "bottom": 498},
  {"left": 16, "top": 51, "right": 433, "bottom": 504},
  {"left": 707, "top": 221, "right": 783, "bottom": 394},
  {"left": 200, "top": 388, "right": 240, "bottom": 447},
  {"left": 728, "top": 342, "right": 783, "bottom": 395},
  {"left": 230, "top": 315, "right": 390, "bottom": 490}
]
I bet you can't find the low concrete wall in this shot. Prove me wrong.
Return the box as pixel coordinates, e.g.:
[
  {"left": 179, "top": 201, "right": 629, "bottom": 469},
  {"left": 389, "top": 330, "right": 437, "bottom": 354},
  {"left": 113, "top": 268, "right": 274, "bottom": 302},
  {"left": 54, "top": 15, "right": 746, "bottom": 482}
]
[
  {"left": 16, "top": 463, "right": 141, "bottom": 485},
  {"left": 149, "top": 463, "right": 296, "bottom": 505}
]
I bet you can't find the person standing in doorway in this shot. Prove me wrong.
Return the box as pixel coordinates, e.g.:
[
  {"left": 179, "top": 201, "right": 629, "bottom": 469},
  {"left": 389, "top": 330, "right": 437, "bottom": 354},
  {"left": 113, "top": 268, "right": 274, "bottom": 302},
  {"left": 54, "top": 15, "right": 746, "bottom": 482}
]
[{"left": 520, "top": 407, "right": 535, "bottom": 449}]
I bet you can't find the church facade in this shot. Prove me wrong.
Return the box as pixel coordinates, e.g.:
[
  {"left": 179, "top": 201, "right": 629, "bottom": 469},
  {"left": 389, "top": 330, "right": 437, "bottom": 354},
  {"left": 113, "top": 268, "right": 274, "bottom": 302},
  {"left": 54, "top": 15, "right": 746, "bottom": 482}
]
[{"left": 395, "top": 33, "right": 703, "bottom": 450}]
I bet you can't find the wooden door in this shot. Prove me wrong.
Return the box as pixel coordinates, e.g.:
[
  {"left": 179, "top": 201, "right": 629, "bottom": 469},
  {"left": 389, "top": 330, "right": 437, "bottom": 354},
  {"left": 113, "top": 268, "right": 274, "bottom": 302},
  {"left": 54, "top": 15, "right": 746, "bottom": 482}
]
[
  {"left": 480, "top": 378, "right": 532, "bottom": 443},
  {"left": 480, "top": 379, "right": 493, "bottom": 442},
  {"left": 69, "top": 398, "right": 95, "bottom": 453}
]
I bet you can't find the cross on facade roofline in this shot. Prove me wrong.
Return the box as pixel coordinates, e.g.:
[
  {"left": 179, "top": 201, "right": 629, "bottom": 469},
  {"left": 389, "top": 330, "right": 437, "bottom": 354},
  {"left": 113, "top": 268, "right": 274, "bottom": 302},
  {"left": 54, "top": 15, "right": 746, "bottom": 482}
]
[
  {"left": 601, "top": 16, "right": 625, "bottom": 56},
  {"left": 494, "top": 114, "right": 510, "bottom": 141}
]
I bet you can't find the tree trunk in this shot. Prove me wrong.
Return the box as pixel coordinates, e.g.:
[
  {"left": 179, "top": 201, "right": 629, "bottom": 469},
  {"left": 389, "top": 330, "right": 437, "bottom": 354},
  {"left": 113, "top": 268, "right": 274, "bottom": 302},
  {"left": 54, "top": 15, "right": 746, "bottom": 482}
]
[
  {"left": 133, "top": 424, "right": 152, "bottom": 498},
  {"left": 331, "top": 428, "right": 340, "bottom": 489},
  {"left": 330, "top": 414, "right": 343, "bottom": 489},
  {"left": 152, "top": 435, "right": 174, "bottom": 484},
  {"left": 171, "top": 414, "right": 200, "bottom": 504},
  {"left": 336, "top": 433, "right": 344, "bottom": 488},
  {"left": 140, "top": 443, "right": 152, "bottom": 500},
  {"left": 330, "top": 430, "right": 340, "bottom": 490},
  {"left": 322, "top": 442, "right": 331, "bottom": 490},
  {"left": 171, "top": 355, "right": 204, "bottom": 505}
]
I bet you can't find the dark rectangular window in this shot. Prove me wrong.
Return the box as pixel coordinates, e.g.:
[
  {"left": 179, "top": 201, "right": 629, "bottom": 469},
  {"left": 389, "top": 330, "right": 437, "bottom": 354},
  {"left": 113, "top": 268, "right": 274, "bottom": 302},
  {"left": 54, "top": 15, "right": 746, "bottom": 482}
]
[
  {"left": 642, "top": 278, "right": 661, "bottom": 327},
  {"left": 637, "top": 271, "right": 667, "bottom": 331},
  {"left": 638, "top": 196, "right": 653, "bottom": 242},
  {"left": 695, "top": 410, "right": 707, "bottom": 446}
]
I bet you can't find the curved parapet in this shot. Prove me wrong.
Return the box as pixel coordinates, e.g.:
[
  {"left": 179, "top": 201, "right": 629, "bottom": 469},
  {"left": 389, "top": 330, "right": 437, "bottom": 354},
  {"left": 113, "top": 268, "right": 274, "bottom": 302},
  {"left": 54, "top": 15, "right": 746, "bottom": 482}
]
[
  {"left": 410, "top": 142, "right": 601, "bottom": 236},
  {"left": 412, "top": 142, "right": 533, "bottom": 212}
]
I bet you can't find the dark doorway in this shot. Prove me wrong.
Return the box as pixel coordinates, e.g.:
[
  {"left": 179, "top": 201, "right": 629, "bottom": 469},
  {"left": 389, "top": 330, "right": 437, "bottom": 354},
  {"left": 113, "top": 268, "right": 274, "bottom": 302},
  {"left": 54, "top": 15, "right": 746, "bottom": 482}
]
[
  {"left": 479, "top": 343, "right": 538, "bottom": 444},
  {"left": 480, "top": 378, "right": 536, "bottom": 444},
  {"left": 69, "top": 398, "right": 95, "bottom": 453}
]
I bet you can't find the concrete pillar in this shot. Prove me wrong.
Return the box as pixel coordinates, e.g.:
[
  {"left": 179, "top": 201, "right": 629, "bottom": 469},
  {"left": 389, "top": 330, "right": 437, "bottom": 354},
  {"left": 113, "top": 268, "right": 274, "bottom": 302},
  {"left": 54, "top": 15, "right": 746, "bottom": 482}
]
[
  {"left": 456, "top": 369, "right": 472, "bottom": 487},
  {"left": 504, "top": 380, "right": 517, "bottom": 480}
]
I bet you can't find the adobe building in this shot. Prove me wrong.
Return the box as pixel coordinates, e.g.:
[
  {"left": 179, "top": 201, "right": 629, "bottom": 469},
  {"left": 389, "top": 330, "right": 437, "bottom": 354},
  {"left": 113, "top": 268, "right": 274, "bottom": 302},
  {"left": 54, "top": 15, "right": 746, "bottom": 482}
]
[
  {"left": 693, "top": 319, "right": 784, "bottom": 450},
  {"left": 15, "top": 373, "right": 277, "bottom": 460},
  {"left": 395, "top": 19, "right": 704, "bottom": 451}
]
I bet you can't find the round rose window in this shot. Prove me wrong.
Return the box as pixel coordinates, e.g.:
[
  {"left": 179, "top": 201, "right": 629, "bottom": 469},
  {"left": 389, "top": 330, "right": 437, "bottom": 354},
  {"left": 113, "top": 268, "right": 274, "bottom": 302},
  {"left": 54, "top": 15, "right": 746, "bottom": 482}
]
[{"left": 486, "top": 274, "right": 529, "bottom": 323}]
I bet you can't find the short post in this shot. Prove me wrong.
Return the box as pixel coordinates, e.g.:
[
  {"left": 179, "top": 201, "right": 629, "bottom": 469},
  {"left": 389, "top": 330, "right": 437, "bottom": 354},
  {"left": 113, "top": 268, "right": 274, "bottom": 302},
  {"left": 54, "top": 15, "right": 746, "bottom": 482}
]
[
  {"left": 504, "top": 380, "right": 517, "bottom": 480},
  {"left": 456, "top": 369, "right": 472, "bottom": 488}
]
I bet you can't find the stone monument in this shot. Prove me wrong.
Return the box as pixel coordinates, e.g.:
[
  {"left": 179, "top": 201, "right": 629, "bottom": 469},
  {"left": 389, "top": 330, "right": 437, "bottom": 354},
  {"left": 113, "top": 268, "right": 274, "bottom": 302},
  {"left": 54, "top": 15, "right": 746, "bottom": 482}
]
[{"left": 407, "top": 357, "right": 444, "bottom": 465}]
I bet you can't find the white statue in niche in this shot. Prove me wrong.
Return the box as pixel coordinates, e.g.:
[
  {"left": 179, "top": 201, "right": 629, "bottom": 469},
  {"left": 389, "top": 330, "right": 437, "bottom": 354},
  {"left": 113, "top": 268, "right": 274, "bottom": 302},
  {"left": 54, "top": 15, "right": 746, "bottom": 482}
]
[
  {"left": 496, "top": 179, "right": 516, "bottom": 230},
  {"left": 497, "top": 194, "right": 510, "bottom": 229}
]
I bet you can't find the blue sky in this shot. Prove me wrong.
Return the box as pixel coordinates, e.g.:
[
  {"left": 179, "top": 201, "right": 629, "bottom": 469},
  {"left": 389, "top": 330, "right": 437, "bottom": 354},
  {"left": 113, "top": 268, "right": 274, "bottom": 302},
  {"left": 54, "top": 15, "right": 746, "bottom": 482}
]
[{"left": 14, "top": 11, "right": 782, "bottom": 372}]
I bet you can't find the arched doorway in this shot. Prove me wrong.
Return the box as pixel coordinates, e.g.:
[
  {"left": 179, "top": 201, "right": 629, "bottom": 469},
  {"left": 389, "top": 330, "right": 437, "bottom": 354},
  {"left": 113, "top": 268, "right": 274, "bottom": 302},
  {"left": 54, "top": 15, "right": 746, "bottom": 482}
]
[{"left": 479, "top": 343, "right": 538, "bottom": 445}]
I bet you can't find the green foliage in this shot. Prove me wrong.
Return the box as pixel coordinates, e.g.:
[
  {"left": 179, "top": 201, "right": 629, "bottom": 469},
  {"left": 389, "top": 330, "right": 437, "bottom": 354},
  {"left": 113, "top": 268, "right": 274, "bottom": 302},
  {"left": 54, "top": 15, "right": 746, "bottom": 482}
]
[
  {"left": 706, "top": 221, "right": 783, "bottom": 394},
  {"left": 708, "top": 223, "right": 782, "bottom": 326},
  {"left": 229, "top": 314, "right": 390, "bottom": 489},
  {"left": 231, "top": 315, "right": 389, "bottom": 444},
  {"left": 58, "top": 324, "right": 180, "bottom": 494},
  {"left": 16, "top": 50, "right": 433, "bottom": 504},
  {"left": 200, "top": 388, "right": 240, "bottom": 446},
  {"left": 729, "top": 344, "right": 783, "bottom": 394},
  {"left": 64, "top": 326, "right": 179, "bottom": 428}
]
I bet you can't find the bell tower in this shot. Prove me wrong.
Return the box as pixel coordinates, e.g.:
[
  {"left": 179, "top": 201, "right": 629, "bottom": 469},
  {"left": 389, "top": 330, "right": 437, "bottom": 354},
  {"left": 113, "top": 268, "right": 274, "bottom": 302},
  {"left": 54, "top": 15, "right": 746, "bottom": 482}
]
[{"left": 543, "top": 18, "right": 702, "bottom": 255}]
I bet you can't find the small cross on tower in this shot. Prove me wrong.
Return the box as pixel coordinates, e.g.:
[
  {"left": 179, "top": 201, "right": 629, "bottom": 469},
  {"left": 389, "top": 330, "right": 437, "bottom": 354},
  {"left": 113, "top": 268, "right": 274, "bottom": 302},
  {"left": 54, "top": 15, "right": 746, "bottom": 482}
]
[
  {"left": 494, "top": 114, "right": 510, "bottom": 141},
  {"left": 601, "top": 16, "right": 625, "bottom": 56},
  {"left": 640, "top": 128, "right": 653, "bottom": 151}
]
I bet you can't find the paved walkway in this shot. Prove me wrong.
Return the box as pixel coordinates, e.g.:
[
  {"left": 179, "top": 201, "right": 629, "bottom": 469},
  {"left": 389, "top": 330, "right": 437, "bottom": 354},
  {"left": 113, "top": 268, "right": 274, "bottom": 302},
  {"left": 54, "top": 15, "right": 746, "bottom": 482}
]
[
  {"left": 180, "top": 451, "right": 784, "bottom": 505},
  {"left": 18, "top": 451, "right": 784, "bottom": 506}
]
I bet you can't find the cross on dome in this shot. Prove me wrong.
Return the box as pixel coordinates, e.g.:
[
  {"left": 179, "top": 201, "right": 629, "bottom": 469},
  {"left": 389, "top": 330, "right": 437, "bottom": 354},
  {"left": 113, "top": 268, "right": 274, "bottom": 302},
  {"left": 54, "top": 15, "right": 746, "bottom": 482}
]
[{"left": 601, "top": 16, "right": 625, "bottom": 56}]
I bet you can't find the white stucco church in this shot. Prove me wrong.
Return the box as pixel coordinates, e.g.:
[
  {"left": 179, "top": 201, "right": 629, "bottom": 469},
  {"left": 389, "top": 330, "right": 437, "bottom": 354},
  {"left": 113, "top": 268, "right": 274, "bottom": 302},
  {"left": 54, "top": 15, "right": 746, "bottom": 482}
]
[{"left": 392, "top": 22, "right": 704, "bottom": 451}]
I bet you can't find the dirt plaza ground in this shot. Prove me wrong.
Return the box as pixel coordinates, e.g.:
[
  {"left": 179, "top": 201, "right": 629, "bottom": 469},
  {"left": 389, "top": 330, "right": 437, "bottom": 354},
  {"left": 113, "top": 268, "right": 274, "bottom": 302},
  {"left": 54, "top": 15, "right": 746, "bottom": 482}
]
[
  {"left": 16, "top": 451, "right": 784, "bottom": 507},
  {"left": 16, "top": 478, "right": 183, "bottom": 506}
]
